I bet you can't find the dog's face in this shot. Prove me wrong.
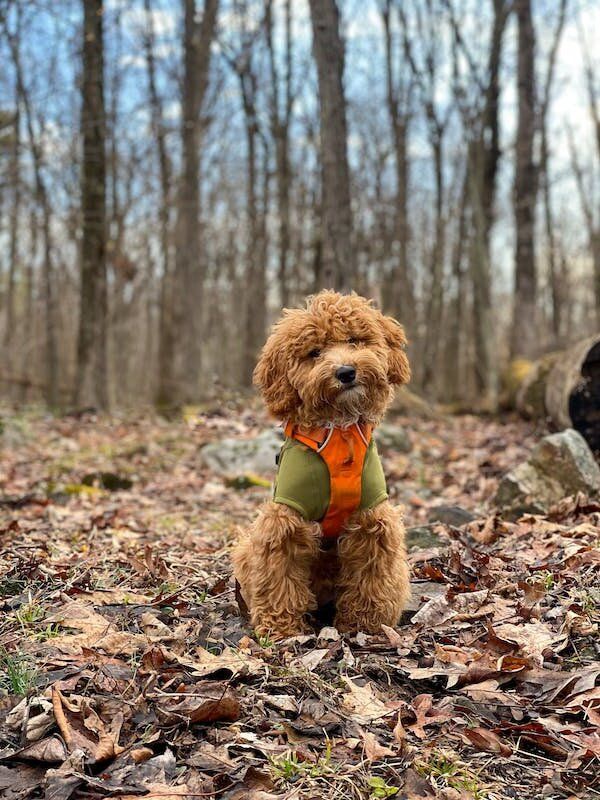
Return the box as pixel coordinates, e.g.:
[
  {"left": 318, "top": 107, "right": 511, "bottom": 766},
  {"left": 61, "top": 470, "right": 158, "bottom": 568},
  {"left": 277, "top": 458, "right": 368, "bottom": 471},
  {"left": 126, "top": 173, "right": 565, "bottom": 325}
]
[{"left": 254, "top": 291, "right": 410, "bottom": 427}]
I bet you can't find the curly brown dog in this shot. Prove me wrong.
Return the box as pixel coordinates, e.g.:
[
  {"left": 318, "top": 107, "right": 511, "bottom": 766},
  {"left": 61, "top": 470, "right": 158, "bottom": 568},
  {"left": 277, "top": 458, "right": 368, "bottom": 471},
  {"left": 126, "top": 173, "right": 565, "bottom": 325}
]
[{"left": 232, "top": 290, "right": 411, "bottom": 639}]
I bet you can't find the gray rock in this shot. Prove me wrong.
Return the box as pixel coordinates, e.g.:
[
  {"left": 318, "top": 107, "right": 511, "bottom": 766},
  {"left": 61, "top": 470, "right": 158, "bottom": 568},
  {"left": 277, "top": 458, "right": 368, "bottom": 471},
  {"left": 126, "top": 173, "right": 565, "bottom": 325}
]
[
  {"left": 495, "top": 428, "right": 600, "bottom": 516},
  {"left": 428, "top": 504, "right": 477, "bottom": 527},
  {"left": 402, "top": 581, "right": 448, "bottom": 621},
  {"left": 375, "top": 423, "right": 412, "bottom": 453},
  {"left": 200, "top": 428, "right": 283, "bottom": 477},
  {"left": 405, "top": 524, "right": 448, "bottom": 550}
]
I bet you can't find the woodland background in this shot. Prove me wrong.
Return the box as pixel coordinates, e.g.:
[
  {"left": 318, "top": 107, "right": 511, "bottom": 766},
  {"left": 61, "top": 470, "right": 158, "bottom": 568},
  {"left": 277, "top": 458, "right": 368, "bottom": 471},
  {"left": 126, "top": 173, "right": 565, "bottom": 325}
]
[{"left": 0, "top": 0, "right": 599, "bottom": 410}]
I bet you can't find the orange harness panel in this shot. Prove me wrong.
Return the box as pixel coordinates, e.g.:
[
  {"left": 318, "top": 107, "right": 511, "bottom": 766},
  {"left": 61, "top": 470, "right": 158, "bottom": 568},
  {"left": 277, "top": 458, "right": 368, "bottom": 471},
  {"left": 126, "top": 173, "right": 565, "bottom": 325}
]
[{"left": 283, "top": 421, "right": 373, "bottom": 537}]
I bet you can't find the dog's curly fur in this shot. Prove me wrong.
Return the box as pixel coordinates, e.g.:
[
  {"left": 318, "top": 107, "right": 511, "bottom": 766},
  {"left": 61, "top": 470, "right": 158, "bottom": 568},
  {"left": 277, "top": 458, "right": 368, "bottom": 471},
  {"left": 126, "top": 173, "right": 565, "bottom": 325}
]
[{"left": 232, "top": 291, "right": 411, "bottom": 638}]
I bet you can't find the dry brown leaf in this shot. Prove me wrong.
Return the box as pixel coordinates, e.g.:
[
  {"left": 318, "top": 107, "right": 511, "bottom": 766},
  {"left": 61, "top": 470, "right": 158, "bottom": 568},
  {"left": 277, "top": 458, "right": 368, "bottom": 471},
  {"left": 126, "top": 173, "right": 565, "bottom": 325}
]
[
  {"left": 411, "top": 595, "right": 454, "bottom": 627},
  {"left": 5, "top": 697, "right": 55, "bottom": 742},
  {"left": 342, "top": 678, "right": 389, "bottom": 724},
  {"left": 462, "top": 726, "right": 512, "bottom": 756},
  {"left": 156, "top": 681, "right": 241, "bottom": 725},
  {"left": 140, "top": 611, "right": 174, "bottom": 641},
  {"left": 407, "top": 694, "right": 454, "bottom": 739},
  {"left": 50, "top": 687, "right": 124, "bottom": 763},
  {"left": 494, "top": 620, "right": 568, "bottom": 665},
  {"left": 361, "top": 729, "right": 395, "bottom": 760},
  {"left": 118, "top": 784, "right": 190, "bottom": 800},
  {"left": 45, "top": 602, "right": 148, "bottom": 655}
]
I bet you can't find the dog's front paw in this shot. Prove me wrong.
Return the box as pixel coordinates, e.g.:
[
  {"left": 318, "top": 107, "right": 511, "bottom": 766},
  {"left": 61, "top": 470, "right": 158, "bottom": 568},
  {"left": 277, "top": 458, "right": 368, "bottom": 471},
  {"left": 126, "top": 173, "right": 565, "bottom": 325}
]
[
  {"left": 334, "top": 612, "right": 389, "bottom": 636},
  {"left": 254, "top": 615, "right": 312, "bottom": 642}
]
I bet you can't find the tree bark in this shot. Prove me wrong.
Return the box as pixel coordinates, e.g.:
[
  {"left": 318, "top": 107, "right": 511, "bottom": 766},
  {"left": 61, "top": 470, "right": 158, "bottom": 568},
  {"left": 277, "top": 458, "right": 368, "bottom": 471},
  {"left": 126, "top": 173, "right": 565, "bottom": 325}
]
[
  {"left": 538, "top": 0, "right": 567, "bottom": 344},
  {"left": 143, "top": 0, "right": 175, "bottom": 408},
  {"left": 513, "top": 336, "right": 600, "bottom": 454},
  {"left": 4, "top": 94, "right": 20, "bottom": 379},
  {"left": 381, "top": 0, "right": 415, "bottom": 329},
  {"left": 6, "top": 22, "right": 59, "bottom": 407},
  {"left": 511, "top": 0, "right": 538, "bottom": 359},
  {"left": 308, "top": 0, "right": 355, "bottom": 291},
  {"left": 266, "top": 0, "right": 294, "bottom": 308},
  {"left": 166, "top": 0, "right": 218, "bottom": 407},
  {"left": 238, "top": 65, "right": 267, "bottom": 386},
  {"left": 75, "top": 0, "right": 108, "bottom": 410}
]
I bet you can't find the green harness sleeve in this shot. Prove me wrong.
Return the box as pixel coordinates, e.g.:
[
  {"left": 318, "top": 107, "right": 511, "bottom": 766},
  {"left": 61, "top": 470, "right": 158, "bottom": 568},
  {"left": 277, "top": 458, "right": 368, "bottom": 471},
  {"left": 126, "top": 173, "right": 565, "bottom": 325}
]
[{"left": 273, "top": 437, "right": 388, "bottom": 522}]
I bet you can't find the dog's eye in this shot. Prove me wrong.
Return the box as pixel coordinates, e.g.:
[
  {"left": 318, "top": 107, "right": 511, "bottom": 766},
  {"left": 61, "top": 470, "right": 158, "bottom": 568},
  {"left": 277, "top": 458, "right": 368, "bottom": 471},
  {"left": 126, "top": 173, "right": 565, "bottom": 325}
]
[
  {"left": 349, "top": 337, "right": 362, "bottom": 346},
  {"left": 307, "top": 348, "right": 321, "bottom": 359}
]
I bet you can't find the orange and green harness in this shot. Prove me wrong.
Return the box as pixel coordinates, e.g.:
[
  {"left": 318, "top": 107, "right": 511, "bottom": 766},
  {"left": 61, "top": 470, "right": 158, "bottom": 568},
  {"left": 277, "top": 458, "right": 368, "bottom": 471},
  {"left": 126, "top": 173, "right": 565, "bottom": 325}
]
[{"left": 273, "top": 421, "right": 388, "bottom": 538}]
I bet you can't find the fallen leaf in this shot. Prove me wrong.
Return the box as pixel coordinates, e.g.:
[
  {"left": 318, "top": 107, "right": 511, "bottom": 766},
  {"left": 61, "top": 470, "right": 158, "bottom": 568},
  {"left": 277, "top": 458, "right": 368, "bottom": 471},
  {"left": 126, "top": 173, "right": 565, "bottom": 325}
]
[
  {"left": 462, "top": 726, "right": 512, "bottom": 756},
  {"left": 156, "top": 682, "right": 241, "bottom": 725},
  {"left": 342, "top": 678, "right": 389, "bottom": 724}
]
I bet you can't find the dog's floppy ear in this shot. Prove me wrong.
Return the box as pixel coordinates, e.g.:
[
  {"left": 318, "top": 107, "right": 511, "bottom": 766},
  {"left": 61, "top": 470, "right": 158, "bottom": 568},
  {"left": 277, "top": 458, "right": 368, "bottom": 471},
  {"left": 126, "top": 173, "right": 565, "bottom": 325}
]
[
  {"left": 253, "top": 320, "right": 300, "bottom": 419},
  {"left": 378, "top": 313, "right": 411, "bottom": 385}
]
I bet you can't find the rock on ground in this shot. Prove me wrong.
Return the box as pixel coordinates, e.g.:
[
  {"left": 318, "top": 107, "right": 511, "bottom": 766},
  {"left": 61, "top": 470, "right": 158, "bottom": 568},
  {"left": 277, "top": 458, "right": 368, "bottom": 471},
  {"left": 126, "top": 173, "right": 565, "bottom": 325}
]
[
  {"left": 405, "top": 525, "right": 448, "bottom": 550},
  {"left": 200, "top": 428, "right": 283, "bottom": 477},
  {"left": 428, "top": 504, "right": 476, "bottom": 526},
  {"left": 375, "top": 423, "right": 412, "bottom": 453},
  {"left": 495, "top": 428, "right": 600, "bottom": 516}
]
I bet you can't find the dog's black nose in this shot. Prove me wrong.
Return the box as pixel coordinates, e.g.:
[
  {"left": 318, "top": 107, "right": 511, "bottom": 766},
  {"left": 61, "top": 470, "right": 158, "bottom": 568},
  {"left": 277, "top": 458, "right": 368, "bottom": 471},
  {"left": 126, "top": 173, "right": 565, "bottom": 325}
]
[{"left": 336, "top": 365, "right": 356, "bottom": 384}]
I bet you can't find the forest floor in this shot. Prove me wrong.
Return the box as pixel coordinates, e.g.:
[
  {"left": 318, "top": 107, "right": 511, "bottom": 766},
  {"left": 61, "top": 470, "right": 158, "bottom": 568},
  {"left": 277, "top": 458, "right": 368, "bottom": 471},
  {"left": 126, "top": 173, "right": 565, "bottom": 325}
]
[{"left": 0, "top": 404, "right": 598, "bottom": 800}]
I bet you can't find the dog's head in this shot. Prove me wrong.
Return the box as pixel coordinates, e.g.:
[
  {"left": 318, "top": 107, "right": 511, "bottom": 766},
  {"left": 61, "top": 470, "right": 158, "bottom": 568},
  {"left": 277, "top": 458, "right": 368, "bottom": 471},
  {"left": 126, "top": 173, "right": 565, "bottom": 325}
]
[{"left": 254, "top": 291, "right": 410, "bottom": 427}]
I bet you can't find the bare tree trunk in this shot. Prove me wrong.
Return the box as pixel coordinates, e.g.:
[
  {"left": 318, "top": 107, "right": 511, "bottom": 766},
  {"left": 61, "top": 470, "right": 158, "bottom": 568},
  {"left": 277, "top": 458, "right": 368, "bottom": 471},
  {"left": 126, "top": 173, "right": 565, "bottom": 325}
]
[
  {"left": 580, "top": 28, "right": 600, "bottom": 326},
  {"left": 538, "top": 0, "right": 567, "bottom": 344},
  {"left": 143, "top": 0, "right": 174, "bottom": 408},
  {"left": 511, "top": 0, "right": 538, "bottom": 359},
  {"left": 5, "top": 22, "right": 59, "bottom": 407},
  {"left": 167, "top": 0, "right": 219, "bottom": 406},
  {"left": 238, "top": 64, "right": 268, "bottom": 385},
  {"left": 421, "top": 131, "right": 445, "bottom": 389},
  {"left": 308, "top": 0, "right": 355, "bottom": 290},
  {"left": 4, "top": 96, "right": 20, "bottom": 380},
  {"left": 381, "top": 0, "right": 415, "bottom": 329},
  {"left": 2, "top": 5, "right": 22, "bottom": 391},
  {"left": 444, "top": 169, "right": 469, "bottom": 402},
  {"left": 266, "top": 0, "right": 294, "bottom": 308},
  {"left": 19, "top": 209, "right": 36, "bottom": 404},
  {"left": 74, "top": 0, "right": 108, "bottom": 409}
]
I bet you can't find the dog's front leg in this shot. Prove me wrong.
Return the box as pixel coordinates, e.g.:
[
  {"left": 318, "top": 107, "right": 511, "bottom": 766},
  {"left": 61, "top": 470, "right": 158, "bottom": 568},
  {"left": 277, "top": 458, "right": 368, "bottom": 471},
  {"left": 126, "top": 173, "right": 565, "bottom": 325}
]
[
  {"left": 334, "top": 501, "right": 410, "bottom": 634},
  {"left": 232, "top": 502, "right": 320, "bottom": 639}
]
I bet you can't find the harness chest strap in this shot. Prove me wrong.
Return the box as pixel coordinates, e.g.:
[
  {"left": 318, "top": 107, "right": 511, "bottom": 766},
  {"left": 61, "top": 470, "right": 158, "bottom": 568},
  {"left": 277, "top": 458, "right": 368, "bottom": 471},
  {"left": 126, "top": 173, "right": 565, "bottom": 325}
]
[{"left": 283, "top": 420, "right": 373, "bottom": 537}]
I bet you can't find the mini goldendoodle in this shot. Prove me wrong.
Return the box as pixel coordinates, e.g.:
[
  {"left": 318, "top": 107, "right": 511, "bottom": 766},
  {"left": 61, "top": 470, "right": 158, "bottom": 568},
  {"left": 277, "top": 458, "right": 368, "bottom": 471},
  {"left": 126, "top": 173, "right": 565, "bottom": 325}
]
[{"left": 232, "top": 290, "right": 411, "bottom": 639}]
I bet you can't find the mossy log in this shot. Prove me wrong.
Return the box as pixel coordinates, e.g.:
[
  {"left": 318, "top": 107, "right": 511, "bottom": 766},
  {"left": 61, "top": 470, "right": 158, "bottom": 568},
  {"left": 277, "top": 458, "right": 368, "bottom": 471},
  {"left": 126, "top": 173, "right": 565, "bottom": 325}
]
[{"left": 510, "top": 335, "right": 600, "bottom": 453}]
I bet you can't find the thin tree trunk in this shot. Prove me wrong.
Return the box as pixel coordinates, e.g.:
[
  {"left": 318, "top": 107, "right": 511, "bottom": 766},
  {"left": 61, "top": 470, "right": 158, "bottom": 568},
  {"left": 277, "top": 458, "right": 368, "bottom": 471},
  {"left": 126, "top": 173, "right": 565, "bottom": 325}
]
[
  {"left": 169, "top": 0, "right": 219, "bottom": 406},
  {"left": 266, "top": 0, "right": 293, "bottom": 309},
  {"left": 445, "top": 169, "right": 469, "bottom": 402},
  {"left": 5, "top": 98, "right": 20, "bottom": 378},
  {"left": 381, "top": 0, "right": 414, "bottom": 329},
  {"left": 580, "top": 27, "right": 600, "bottom": 325},
  {"left": 19, "top": 209, "right": 36, "bottom": 405},
  {"left": 308, "top": 0, "right": 355, "bottom": 290},
  {"left": 538, "top": 0, "right": 567, "bottom": 343},
  {"left": 239, "top": 67, "right": 268, "bottom": 385},
  {"left": 75, "top": 0, "right": 108, "bottom": 409},
  {"left": 421, "top": 131, "right": 445, "bottom": 389},
  {"left": 511, "top": 0, "right": 538, "bottom": 359},
  {"left": 6, "top": 25, "right": 58, "bottom": 406},
  {"left": 144, "top": 0, "right": 175, "bottom": 408}
]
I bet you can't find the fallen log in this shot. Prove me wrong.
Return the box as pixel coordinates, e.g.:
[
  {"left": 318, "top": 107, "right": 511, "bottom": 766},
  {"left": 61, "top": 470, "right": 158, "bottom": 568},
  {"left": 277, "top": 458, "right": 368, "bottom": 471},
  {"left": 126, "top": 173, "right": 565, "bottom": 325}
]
[{"left": 513, "top": 335, "right": 600, "bottom": 453}]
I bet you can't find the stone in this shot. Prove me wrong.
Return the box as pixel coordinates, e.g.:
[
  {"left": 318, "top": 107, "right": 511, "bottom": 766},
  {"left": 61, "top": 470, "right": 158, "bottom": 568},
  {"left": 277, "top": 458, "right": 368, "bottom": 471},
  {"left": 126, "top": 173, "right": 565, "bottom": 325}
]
[
  {"left": 495, "top": 428, "right": 600, "bottom": 517},
  {"left": 400, "top": 581, "right": 448, "bottom": 622},
  {"left": 428, "top": 504, "right": 477, "bottom": 527},
  {"left": 200, "top": 428, "right": 283, "bottom": 477},
  {"left": 375, "top": 423, "right": 412, "bottom": 453},
  {"left": 405, "top": 524, "right": 448, "bottom": 551}
]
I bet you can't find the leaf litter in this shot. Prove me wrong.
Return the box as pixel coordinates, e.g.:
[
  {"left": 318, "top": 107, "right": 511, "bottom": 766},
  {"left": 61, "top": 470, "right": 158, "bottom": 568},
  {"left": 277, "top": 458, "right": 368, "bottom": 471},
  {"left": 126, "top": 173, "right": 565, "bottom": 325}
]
[{"left": 0, "top": 408, "right": 598, "bottom": 798}]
